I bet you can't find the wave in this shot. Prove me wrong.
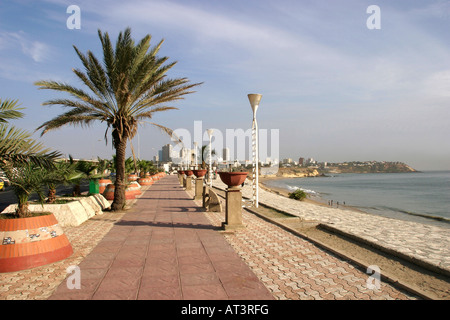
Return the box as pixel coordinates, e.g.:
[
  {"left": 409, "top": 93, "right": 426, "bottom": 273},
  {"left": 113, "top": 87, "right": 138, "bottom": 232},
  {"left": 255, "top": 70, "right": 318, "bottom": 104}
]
[
  {"left": 373, "top": 205, "right": 450, "bottom": 224},
  {"left": 286, "top": 185, "right": 317, "bottom": 195}
]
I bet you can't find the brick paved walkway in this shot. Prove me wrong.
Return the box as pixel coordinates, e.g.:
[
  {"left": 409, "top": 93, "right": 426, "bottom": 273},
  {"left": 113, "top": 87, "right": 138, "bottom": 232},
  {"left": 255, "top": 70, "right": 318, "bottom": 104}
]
[
  {"left": 48, "top": 176, "right": 273, "bottom": 300},
  {"left": 1, "top": 175, "right": 417, "bottom": 300},
  {"left": 205, "top": 205, "right": 415, "bottom": 300}
]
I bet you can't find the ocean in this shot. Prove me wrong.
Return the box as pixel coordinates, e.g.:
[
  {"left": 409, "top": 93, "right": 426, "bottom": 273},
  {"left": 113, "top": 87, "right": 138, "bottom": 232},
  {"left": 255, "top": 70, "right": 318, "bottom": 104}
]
[{"left": 263, "top": 171, "right": 450, "bottom": 228}]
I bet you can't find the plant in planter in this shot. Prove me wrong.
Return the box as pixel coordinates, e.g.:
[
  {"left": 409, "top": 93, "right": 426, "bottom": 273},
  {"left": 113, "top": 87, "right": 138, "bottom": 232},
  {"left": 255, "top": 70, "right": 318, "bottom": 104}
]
[
  {"left": 42, "top": 160, "right": 84, "bottom": 203},
  {"left": 0, "top": 99, "right": 72, "bottom": 273},
  {"left": 3, "top": 162, "right": 47, "bottom": 217},
  {"left": 96, "top": 157, "right": 113, "bottom": 193},
  {"left": 0, "top": 162, "right": 73, "bottom": 272},
  {"left": 137, "top": 159, "right": 154, "bottom": 177}
]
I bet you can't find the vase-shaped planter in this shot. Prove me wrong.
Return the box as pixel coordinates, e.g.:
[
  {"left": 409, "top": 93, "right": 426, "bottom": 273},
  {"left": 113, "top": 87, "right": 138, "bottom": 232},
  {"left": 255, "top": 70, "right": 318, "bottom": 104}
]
[
  {"left": 185, "top": 170, "right": 194, "bottom": 177},
  {"left": 0, "top": 213, "right": 73, "bottom": 273},
  {"left": 218, "top": 172, "right": 248, "bottom": 187},
  {"left": 127, "top": 173, "right": 138, "bottom": 182},
  {"left": 193, "top": 169, "right": 207, "bottom": 178},
  {"left": 98, "top": 178, "right": 113, "bottom": 194},
  {"left": 137, "top": 177, "right": 153, "bottom": 186}
]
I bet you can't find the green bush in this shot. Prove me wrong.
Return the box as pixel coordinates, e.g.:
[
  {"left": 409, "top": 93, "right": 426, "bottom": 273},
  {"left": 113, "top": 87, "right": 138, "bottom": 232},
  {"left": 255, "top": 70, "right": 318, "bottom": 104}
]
[{"left": 288, "top": 189, "right": 307, "bottom": 201}]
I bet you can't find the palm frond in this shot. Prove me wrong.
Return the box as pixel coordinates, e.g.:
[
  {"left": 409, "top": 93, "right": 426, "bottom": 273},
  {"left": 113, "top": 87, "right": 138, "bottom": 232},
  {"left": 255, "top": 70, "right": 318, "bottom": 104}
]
[
  {"left": 0, "top": 99, "right": 24, "bottom": 123},
  {"left": 0, "top": 124, "right": 61, "bottom": 169}
]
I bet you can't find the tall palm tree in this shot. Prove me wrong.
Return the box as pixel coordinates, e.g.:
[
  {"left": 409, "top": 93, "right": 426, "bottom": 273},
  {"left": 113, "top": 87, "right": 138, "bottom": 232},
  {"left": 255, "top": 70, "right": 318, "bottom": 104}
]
[
  {"left": 0, "top": 98, "right": 60, "bottom": 170},
  {"left": 35, "top": 28, "right": 201, "bottom": 210}
]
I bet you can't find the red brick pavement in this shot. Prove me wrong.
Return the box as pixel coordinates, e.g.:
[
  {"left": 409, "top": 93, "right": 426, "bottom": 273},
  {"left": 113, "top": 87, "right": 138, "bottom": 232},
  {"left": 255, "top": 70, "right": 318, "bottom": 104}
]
[
  {"left": 48, "top": 176, "right": 274, "bottom": 300},
  {"left": 204, "top": 200, "right": 416, "bottom": 300}
]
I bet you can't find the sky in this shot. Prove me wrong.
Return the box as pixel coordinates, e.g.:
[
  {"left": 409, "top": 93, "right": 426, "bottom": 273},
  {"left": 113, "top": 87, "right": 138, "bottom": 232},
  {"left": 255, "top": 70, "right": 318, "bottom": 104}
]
[{"left": 0, "top": 0, "right": 449, "bottom": 170}]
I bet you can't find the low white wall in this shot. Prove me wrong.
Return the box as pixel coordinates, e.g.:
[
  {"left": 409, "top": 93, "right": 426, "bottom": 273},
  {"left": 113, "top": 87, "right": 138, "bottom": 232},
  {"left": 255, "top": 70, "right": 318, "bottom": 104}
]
[{"left": 1, "top": 194, "right": 111, "bottom": 227}]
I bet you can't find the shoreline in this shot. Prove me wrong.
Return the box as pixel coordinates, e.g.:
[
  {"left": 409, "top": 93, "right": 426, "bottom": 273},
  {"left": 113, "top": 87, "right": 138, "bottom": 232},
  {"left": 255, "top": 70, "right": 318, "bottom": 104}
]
[
  {"left": 259, "top": 175, "right": 450, "bottom": 227},
  {"left": 259, "top": 176, "right": 369, "bottom": 215}
]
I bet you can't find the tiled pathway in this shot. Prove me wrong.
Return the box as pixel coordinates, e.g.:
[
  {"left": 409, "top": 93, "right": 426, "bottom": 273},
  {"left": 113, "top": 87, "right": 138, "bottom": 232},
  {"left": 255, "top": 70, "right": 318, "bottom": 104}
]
[
  {"left": 206, "top": 206, "right": 415, "bottom": 300},
  {"left": 48, "top": 176, "right": 273, "bottom": 300},
  {"left": 1, "top": 175, "right": 418, "bottom": 300}
]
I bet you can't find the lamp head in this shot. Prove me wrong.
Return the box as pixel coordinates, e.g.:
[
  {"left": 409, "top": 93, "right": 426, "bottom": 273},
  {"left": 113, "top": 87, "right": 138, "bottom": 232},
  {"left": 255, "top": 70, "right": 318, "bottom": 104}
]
[
  {"left": 248, "top": 93, "right": 262, "bottom": 115},
  {"left": 207, "top": 129, "right": 214, "bottom": 137}
]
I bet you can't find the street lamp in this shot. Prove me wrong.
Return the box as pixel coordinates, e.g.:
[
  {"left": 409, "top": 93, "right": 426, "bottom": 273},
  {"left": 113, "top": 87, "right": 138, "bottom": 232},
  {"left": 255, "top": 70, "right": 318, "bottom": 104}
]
[
  {"left": 248, "top": 93, "right": 262, "bottom": 208},
  {"left": 193, "top": 142, "right": 198, "bottom": 168},
  {"left": 207, "top": 129, "right": 214, "bottom": 188}
]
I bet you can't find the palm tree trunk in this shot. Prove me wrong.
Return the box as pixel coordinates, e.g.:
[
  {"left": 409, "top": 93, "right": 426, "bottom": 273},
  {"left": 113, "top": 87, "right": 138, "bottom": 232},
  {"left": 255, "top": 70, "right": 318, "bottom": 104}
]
[
  {"left": 47, "top": 187, "right": 56, "bottom": 203},
  {"left": 16, "top": 193, "right": 30, "bottom": 218},
  {"left": 111, "top": 138, "right": 127, "bottom": 211}
]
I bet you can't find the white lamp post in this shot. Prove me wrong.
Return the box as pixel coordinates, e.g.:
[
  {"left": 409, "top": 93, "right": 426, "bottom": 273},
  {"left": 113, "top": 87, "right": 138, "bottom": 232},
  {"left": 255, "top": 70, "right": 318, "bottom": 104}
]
[
  {"left": 207, "top": 129, "right": 214, "bottom": 188},
  {"left": 193, "top": 142, "right": 198, "bottom": 168},
  {"left": 248, "top": 94, "right": 262, "bottom": 208}
]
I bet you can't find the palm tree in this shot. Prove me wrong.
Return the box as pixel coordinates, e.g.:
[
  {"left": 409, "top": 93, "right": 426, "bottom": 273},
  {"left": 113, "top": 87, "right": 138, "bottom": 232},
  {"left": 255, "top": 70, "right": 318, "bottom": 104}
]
[
  {"left": 5, "top": 162, "right": 47, "bottom": 217},
  {"left": 35, "top": 28, "right": 201, "bottom": 210},
  {"left": 0, "top": 98, "right": 60, "bottom": 171},
  {"left": 41, "top": 160, "right": 83, "bottom": 203}
]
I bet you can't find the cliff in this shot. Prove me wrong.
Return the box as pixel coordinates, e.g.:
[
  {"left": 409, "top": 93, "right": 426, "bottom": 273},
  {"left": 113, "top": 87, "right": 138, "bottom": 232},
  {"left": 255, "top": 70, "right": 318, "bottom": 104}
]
[
  {"left": 325, "top": 161, "right": 417, "bottom": 174},
  {"left": 262, "top": 167, "right": 322, "bottom": 178}
]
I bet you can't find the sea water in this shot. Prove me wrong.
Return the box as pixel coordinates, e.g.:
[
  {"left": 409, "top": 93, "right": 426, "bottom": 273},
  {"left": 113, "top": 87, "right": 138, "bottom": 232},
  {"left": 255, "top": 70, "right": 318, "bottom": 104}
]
[{"left": 264, "top": 171, "right": 450, "bottom": 228}]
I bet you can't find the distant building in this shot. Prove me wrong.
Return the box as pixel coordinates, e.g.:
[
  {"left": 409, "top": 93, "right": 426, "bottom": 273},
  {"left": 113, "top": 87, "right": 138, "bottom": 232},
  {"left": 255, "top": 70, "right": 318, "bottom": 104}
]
[
  {"left": 161, "top": 144, "right": 173, "bottom": 162},
  {"left": 222, "top": 148, "right": 230, "bottom": 163},
  {"left": 298, "top": 157, "right": 304, "bottom": 166}
]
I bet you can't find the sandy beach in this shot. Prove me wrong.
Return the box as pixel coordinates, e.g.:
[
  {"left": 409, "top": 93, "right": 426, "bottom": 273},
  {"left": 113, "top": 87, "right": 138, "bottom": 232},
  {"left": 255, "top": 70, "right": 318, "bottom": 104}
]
[{"left": 259, "top": 176, "right": 368, "bottom": 214}]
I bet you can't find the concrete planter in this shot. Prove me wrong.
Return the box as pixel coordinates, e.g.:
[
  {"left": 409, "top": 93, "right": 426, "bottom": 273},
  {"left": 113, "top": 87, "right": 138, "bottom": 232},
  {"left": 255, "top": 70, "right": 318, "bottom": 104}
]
[
  {"left": 193, "top": 169, "right": 207, "bottom": 178},
  {"left": 1, "top": 194, "right": 111, "bottom": 228},
  {"left": 218, "top": 172, "right": 248, "bottom": 187},
  {"left": 0, "top": 213, "right": 73, "bottom": 273}
]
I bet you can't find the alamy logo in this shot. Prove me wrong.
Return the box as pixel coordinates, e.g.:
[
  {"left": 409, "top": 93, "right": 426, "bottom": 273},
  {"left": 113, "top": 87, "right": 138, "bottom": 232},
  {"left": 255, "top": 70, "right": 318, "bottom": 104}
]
[
  {"left": 170, "top": 121, "right": 279, "bottom": 170},
  {"left": 366, "top": 265, "right": 381, "bottom": 290},
  {"left": 367, "top": 5, "right": 381, "bottom": 30},
  {"left": 66, "top": 265, "right": 81, "bottom": 290},
  {"left": 66, "top": 5, "right": 81, "bottom": 30}
]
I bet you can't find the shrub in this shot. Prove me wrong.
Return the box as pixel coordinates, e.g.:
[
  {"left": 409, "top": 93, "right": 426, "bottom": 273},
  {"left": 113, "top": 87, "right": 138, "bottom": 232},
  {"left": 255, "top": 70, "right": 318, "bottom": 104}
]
[{"left": 288, "top": 189, "right": 307, "bottom": 201}]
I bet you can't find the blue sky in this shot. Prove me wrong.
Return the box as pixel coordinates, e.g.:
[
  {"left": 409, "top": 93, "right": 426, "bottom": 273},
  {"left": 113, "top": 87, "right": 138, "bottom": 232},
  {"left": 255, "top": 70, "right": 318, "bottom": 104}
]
[{"left": 0, "top": 0, "right": 449, "bottom": 170}]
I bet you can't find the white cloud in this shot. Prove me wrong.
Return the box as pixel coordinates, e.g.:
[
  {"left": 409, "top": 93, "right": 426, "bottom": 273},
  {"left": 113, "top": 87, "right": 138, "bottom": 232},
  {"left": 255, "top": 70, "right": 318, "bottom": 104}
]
[{"left": 0, "top": 31, "right": 52, "bottom": 62}]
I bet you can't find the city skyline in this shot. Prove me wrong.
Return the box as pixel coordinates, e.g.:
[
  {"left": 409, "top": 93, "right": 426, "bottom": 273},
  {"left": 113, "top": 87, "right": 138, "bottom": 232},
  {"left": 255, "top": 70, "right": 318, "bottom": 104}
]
[{"left": 1, "top": 1, "right": 449, "bottom": 171}]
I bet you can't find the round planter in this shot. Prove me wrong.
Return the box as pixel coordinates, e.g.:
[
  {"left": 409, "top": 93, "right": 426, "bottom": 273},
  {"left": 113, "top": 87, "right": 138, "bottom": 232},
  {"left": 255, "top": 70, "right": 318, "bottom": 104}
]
[
  {"left": 192, "top": 169, "right": 207, "bottom": 178},
  {"left": 218, "top": 172, "right": 248, "bottom": 187},
  {"left": 128, "top": 181, "right": 142, "bottom": 196},
  {"left": 98, "top": 178, "right": 112, "bottom": 194},
  {"left": 127, "top": 174, "right": 138, "bottom": 182},
  {"left": 124, "top": 185, "right": 136, "bottom": 199},
  {"left": 178, "top": 170, "right": 185, "bottom": 175},
  {"left": 0, "top": 213, "right": 73, "bottom": 273},
  {"left": 185, "top": 170, "right": 194, "bottom": 177},
  {"left": 137, "top": 177, "right": 153, "bottom": 186},
  {"left": 103, "top": 184, "right": 136, "bottom": 200},
  {"left": 103, "top": 183, "right": 115, "bottom": 200}
]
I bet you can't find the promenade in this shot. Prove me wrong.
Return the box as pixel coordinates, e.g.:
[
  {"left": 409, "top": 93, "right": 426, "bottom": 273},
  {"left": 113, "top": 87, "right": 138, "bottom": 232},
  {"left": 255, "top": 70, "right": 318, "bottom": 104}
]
[
  {"left": 0, "top": 175, "right": 421, "bottom": 300},
  {"left": 221, "top": 180, "right": 450, "bottom": 276}
]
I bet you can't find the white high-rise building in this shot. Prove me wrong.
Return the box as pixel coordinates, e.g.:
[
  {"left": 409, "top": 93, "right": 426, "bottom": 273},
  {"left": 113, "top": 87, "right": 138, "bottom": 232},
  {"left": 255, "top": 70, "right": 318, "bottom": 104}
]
[
  {"left": 161, "top": 144, "right": 173, "bottom": 162},
  {"left": 222, "top": 148, "right": 230, "bottom": 163}
]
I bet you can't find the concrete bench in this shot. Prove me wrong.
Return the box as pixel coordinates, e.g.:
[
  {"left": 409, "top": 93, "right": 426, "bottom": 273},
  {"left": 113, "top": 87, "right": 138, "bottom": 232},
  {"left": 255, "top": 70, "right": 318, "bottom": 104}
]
[{"left": 203, "top": 186, "right": 222, "bottom": 212}]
